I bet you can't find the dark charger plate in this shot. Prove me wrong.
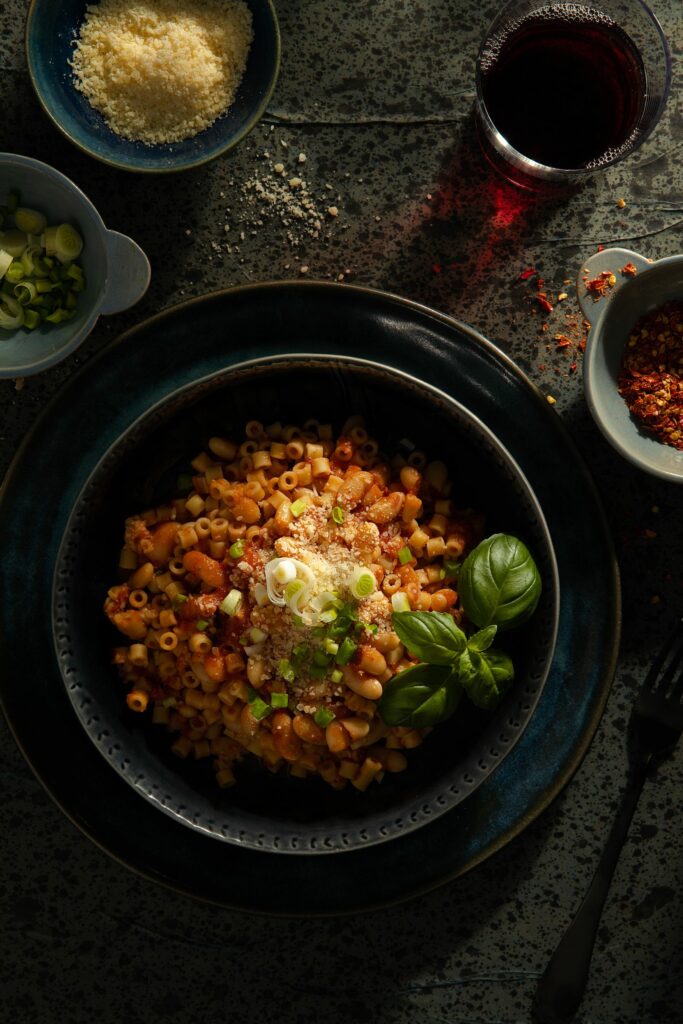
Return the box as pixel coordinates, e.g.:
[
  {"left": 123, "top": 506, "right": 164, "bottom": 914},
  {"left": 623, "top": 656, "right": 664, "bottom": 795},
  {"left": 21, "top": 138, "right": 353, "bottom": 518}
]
[{"left": 0, "top": 283, "right": 620, "bottom": 914}]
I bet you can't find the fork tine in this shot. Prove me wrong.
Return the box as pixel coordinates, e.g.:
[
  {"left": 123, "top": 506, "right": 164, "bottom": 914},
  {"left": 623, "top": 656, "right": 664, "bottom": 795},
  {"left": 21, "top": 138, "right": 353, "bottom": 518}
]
[{"left": 644, "top": 618, "right": 683, "bottom": 693}]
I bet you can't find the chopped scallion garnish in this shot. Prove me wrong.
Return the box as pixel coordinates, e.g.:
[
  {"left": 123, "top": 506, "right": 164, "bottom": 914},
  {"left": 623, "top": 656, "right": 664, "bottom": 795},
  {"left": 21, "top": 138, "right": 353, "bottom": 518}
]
[
  {"left": 278, "top": 659, "right": 296, "bottom": 683},
  {"left": 229, "top": 539, "right": 245, "bottom": 559},
  {"left": 335, "top": 637, "right": 357, "bottom": 665},
  {"left": 349, "top": 566, "right": 376, "bottom": 600},
  {"left": 398, "top": 546, "right": 413, "bottom": 565},
  {"left": 391, "top": 591, "right": 411, "bottom": 613},
  {"left": 250, "top": 697, "right": 272, "bottom": 720},
  {"left": 330, "top": 669, "right": 343, "bottom": 684},
  {"left": 331, "top": 506, "right": 344, "bottom": 525},
  {"left": 290, "top": 498, "right": 308, "bottom": 518},
  {"left": 195, "top": 619, "right": 209, "bottom": 631},
  {"left": 324, "top": 638, "right": 339, "bottom": 655},
  {"left": 314, "top": 707, "right": 335, "bottom": 728},
  {"left": 271, "top": 692, "right": 289, "bottom": 708},
  {"left": 220, "top": 589, "right": 243, "bottom": 616}
]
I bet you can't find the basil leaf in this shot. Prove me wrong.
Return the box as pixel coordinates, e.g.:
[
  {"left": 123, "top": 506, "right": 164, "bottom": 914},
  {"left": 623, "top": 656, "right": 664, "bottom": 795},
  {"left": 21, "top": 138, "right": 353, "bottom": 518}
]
[
  {"left": 378, "top": 663, "right": 462, "bottom": 727},
  {"left": 467, "top": 624, "right": 497, "bottom": 652},
  {"left": 458, "top": 533, "right": 541, "bottom": 632},
  {"left": 457, "top": 646, "right": 514, "bottom": 709},
  {"left": 392, "top": 611, "right": 466, "bottom": 664}
]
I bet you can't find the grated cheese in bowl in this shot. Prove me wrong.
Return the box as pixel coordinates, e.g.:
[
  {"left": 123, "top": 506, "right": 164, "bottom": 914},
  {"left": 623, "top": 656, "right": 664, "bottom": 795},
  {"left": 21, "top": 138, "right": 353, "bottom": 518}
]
[{"left": 70, "top": 0, "right": 254, "bottom": 145}]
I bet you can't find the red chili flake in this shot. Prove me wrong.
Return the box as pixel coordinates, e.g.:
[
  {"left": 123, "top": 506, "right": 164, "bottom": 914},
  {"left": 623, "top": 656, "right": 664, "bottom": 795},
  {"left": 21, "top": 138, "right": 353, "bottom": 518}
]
[
  {"left": 536, "top": 277, "right": 545, "bottom": 290},
  {"left": 519, "top": 267, "right": 537, "bottom": 280},
  {"left": 538, "top": 363, "right": 546, "bottom": 370},
  {"left": 554, "top": 334, "right": 572, "bottom": 348},
  {"left": 597, "top": 244, "right": 605, "bottom": 252},
  {"left": 621, "top": 262, "right": 637, "bottom": 277},
  {"left": 617, "top": 300, "right": 683, "bottom": 451},
  {"left": 432, "top": 263, "right": 442, "bottom": 274},
  {"left": 585, "top": 270, "right": 617, "bottom": 298},
  {"left": 537, "top": 295, "right": 554, "bottom": 313},
  {"left": 569, "top": 361, "right": 578, "bottom": 373},
  {"left": 578, "top": 338, "right": 587, "bottom": 352}
]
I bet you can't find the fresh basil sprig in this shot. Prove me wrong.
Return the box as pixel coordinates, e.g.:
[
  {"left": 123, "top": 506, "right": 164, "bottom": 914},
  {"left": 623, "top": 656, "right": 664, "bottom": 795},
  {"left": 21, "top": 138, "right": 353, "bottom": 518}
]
[
  {"left": 378, "top": 663, "right": 462, "bottom": 727},
  {"left": 458, "top": 533, "right": 541, "bottom": 632},
  {"left": 377, "top": 534, "right": 541, "bottom": 728}
]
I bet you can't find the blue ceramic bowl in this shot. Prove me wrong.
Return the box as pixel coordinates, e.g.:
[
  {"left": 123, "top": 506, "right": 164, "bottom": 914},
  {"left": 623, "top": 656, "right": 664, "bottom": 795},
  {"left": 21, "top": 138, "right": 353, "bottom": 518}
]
[
  {"left": 578, "top": 247, "right": 683, "bottom": 483},
  {"left": 25, "top": 0, "right": 281, "bottom": 174},
  {"left": 0, "top": 153, "right": 150, "bottom": 377}
]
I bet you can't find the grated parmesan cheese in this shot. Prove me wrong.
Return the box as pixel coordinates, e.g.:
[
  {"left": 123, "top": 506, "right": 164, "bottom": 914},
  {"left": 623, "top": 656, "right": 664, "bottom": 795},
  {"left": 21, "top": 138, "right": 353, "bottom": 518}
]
[{"left": 70, "top": 0, "right": 254, "bottom": 145}]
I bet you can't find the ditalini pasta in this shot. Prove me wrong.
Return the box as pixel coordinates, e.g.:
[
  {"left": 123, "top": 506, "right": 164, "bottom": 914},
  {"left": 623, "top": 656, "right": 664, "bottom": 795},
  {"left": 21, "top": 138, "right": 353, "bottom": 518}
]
[{"left": 104, "top": 417, "right": 484, "bottom": 791}]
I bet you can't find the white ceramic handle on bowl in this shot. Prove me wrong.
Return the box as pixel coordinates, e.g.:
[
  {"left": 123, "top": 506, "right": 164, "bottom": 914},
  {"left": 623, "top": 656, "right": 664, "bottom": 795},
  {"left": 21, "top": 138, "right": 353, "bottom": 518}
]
[
  {"left": 101, "top": 229, "right": 151, "bottom": 315},
  {"left": 576, "top": 247, "right": 652, "bottom": 330}
]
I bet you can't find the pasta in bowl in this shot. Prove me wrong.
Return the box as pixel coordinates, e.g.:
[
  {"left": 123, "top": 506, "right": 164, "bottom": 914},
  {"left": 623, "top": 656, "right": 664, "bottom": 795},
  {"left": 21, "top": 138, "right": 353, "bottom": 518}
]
[{"left": 55, "top": 357, "right": 558, "bottom": 852}]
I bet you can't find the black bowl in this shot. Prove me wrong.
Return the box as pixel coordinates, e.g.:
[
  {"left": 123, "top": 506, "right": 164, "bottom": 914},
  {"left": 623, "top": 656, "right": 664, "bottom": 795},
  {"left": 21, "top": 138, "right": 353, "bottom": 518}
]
[{"left": 53, "top": 355, "right": 558, "bottom": 853}]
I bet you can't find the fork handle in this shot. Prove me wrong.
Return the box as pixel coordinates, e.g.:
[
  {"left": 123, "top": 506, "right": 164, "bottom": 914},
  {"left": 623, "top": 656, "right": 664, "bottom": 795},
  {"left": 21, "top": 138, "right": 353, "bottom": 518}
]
[{"left": 533, "top": 760, "right": 649, "bottom": 1024}]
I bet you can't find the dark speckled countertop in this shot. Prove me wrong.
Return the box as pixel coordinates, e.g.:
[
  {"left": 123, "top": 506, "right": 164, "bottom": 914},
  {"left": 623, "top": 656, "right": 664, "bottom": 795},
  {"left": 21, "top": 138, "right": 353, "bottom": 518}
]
[{"left": 1, "top": 2, "right": 682, "bottom": 1022}]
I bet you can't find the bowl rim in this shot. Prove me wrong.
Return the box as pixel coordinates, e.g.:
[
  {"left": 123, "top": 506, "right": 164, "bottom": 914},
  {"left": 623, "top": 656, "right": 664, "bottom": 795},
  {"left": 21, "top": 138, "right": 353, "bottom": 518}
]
[
  {"left": 24, "top": 0, "right": 282, "bottom": 174},
  {"left": 52, "top": 351, "right": 561, "bottom": 855}
]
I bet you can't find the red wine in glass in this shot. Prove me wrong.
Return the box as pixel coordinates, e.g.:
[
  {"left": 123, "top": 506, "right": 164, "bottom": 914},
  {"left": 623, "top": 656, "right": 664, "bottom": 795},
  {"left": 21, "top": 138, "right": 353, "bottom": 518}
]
[{"left": 479, "top": 4, "right": 646, "bottom": 170}]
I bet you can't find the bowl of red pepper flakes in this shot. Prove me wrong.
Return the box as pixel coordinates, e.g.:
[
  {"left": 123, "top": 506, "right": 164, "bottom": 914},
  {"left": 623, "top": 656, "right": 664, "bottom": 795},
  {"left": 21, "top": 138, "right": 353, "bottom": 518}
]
[{"left": 577, "top": 246, "right": 683, "bottom": 483}]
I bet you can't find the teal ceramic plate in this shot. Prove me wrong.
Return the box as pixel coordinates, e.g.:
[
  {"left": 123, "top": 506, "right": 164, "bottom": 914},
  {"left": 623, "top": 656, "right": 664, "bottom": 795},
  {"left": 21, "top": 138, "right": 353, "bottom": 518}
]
[{"left": 0, "top": 283, "right": 620, "bottom": 914}]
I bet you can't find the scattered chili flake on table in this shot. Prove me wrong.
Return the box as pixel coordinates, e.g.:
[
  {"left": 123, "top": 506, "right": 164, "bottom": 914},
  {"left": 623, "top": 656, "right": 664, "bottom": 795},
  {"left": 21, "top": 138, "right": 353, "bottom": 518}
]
[
  {"left": 617, "top": 300, "right": 683, "bottom": 450},
  {"left": 621, "top": 262, "right": 637, "bottom": 277}
]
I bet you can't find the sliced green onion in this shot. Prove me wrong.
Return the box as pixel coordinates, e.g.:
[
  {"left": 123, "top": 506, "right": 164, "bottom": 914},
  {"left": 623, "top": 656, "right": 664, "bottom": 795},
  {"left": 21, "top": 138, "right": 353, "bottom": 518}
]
[
  {"left": 254, "top": 582, "right": 269, "bottom": 607},
  {"left": 324, "top": 638, "right": 339, "bottom": 655},
  {"left": 14, "top": 280, "right": 37, "bottom": 305},
  {"left": 0, "top": 295, "right": 24, "bottom": 329},
  {"left": 229, "top": 539, "right": 245, "bottom": 558},
  {"left": 274, "top": 558, "right": 297, "bottom": 584},
  {"left": 398, "top": 546, "right": 413, "bottom": 565},
  {"left": 335, "top": 636, "right": 357, "bottom": 665},
  {"left": 0, "top": 249, "right": 12, "bottom": 278},
  {"left": 331, "top": 506, "right": 344, "bottom": 525},
  {"left": 314, "top": 707, "right": 335, "bottom": 728},
  {"left": 364, "top": 623, "right": 379, "bottom": 635},
  {"left": 391, "top": 591, "right": 411, "bottom": 613},
  {"left": 196, "top": 619, "right": 209, "bottom": 631},
  {"left": 44, "top": 308, "right": 71, "bottom": 324},
  {"left": 313, "top": 650, "right": 331, "bottom": 667},
  {"left": 54, "top": 223, "right": 84, "bottom": 262},
  {"left": 250, "top": 697, "right": 272, "bottom": 720},
  {"left": 172, "top": 594, "right": 188, "bottom": 609},
  {"left": 290, "top": 498, "right": 308, "bottom": 518},
  {"left": 220, "top": 589, "right": 243, "bottom": 616},
  {"left": 23, "top": 308, "right": 40, "bottom": 329},
  {"left": 319, "top": 608, "right": 338, "bottom": 624},
  {"left": 278, "top": 659, "right": 296, "bottom": 683},
  {"left": 246, "top": 685, "right": 258, "bottom": 702},
  {"left": 330, "top": 669, "right": 343, "bottom": 684},
  {"left": 284, "top": 579, "right": 305, "bottom": 604},
  {"left": 291, "top": 643, "right": 309, "bottom": 669},
  {"left": 0, "top": 229, "right": 27, "bottom": 258},
  {"left": 14, "top": 207, "right": 47, "bottom": 235},
  {"left": 5, "top": 261, "right": 24, "bottom": 284},
  {"left": 249, "top": 627, "right": 268, "bottom": 644},
  {"left": 271, "top": 692, "right": 289, "bottom": 708},
  {"left": 349, "top": 566, "right": 376, "bottom": 600}
]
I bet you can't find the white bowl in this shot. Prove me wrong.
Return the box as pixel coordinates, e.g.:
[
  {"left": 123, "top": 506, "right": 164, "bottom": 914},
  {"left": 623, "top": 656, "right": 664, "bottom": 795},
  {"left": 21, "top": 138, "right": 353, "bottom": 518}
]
[{"left": 0, "top": 153, "right": 150, "bottom": 377}]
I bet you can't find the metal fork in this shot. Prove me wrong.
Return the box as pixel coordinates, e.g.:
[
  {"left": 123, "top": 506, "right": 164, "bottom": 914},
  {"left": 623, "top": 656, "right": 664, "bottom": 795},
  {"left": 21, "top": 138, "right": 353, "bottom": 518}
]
[{"left": 533, "top": 618, "right": 683, "bottom": 1024}]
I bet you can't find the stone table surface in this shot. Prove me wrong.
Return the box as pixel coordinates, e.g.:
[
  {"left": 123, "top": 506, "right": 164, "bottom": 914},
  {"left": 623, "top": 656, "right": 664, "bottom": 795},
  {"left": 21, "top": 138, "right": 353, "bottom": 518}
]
[{"left": 1, "top": 1, "right": 682, "bottom": 1022}]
